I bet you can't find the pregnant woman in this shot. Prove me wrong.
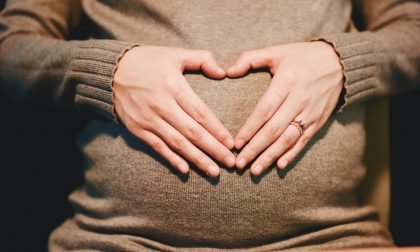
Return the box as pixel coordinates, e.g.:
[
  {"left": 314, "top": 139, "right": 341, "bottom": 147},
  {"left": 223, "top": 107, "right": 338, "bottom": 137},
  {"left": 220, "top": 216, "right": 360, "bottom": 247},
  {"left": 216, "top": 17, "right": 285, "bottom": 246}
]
[{"left": 1, "top": 0, "right": 419, "bottom": 251}]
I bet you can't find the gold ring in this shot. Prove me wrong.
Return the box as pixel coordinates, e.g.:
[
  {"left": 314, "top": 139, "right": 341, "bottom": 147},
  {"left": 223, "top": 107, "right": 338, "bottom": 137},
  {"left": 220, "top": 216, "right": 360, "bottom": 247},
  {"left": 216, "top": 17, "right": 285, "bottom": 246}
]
[{"left": 290, "top": 119, "right": 305, "bottom": 136}]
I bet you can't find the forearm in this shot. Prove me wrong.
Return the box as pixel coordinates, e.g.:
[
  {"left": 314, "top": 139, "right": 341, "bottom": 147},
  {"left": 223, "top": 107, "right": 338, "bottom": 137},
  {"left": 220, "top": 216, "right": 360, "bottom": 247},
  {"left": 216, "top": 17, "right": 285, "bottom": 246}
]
[
  {"left": 0, "top": 0, "right": 137, "bottom": 121},
  {"left": 0, "top": 34, "right": 136, "bottom": 120},
  {"left": 314, "top": 0, "right": 420, "bottom": 111}
]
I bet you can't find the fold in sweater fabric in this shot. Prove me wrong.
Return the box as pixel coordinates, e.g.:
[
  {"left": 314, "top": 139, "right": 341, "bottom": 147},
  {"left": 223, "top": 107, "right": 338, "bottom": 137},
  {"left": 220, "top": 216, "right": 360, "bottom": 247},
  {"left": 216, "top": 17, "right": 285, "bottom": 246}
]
[{"left": 1, "top": 0, "right": 419, "bottom": 251}]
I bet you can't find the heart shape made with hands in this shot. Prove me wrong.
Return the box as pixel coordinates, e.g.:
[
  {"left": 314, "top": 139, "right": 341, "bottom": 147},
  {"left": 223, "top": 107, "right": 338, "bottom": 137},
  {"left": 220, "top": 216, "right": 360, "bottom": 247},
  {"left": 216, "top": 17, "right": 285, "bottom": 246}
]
[{"left": 115, "top": 43, "right": 343, "bottom": 177}]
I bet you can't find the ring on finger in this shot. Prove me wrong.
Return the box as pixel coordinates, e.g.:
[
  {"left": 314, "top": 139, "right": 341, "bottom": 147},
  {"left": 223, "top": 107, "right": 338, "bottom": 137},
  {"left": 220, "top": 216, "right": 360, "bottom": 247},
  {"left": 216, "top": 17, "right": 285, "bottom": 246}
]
[{"left": 289, "top": 119, "right": 305, "bottom": 136}]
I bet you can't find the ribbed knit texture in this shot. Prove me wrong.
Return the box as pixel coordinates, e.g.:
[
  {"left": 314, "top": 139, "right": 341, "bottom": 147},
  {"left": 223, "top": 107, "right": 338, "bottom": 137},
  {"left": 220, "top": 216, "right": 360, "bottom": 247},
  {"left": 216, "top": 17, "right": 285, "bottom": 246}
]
[
  {"left": 72, "top": 41, "right": 138, "bottom": 122},
  {"left": 313, "top": 34, "right": 378, "bottom": 112},
  {"left": 1, "top": 0, "right": 420, "bottom": 251}
]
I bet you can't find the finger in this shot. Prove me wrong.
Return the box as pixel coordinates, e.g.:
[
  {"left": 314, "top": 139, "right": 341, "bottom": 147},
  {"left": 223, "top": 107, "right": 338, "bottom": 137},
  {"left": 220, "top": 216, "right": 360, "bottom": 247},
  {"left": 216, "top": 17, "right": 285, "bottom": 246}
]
[
  {"left": 277, "top": 124, "right": 317, "bottom": 170},
  {"left": 235, "top": 73, "right": 288, "bottom": 149},
  {"left": 226, "top": 49, "right": 272, "bottom": 77},
  {"left": 151, "top": 118, "right": 221, "bottom": 177},
  {"left": 183, "top": 50, "right": 225, "bottom": 79},
  {"left": 160, "top": 100, "right": 235, "bottom": 168},
  {"left": 236, "top": 96, "right": 301, "bottom": 169},
  {"left": 249, "top": 123, "right": 302, "bottom": 176},
  {"left": 175, "top": 76, "right": 235, "bottom": 149},
  {"left": 249, "top": 109, "right": 315, "bottom": 175},
  {"left": 136, "top": 129, "right": 190, "bottom": 174}
]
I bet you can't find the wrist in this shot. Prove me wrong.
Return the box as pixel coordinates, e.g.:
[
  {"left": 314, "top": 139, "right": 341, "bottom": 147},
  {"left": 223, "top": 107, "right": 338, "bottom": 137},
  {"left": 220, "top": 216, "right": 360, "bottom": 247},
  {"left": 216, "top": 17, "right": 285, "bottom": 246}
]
[
  {"left": 312, "top": 40, "right": 346, "bottom": 112},
  {"left": 112, "top": 44, "right": 140, "bottom": 124}
]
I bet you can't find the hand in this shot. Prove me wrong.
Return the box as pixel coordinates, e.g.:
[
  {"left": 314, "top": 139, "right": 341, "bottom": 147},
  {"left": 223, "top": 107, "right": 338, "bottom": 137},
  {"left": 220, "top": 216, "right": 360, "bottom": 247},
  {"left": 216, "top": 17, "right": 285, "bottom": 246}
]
[
  {"left": 113, "top": 46, "right": 235, "bottom": 177},
  {"left": 227, "top": 41, "right": 344, "bottom": 176}
]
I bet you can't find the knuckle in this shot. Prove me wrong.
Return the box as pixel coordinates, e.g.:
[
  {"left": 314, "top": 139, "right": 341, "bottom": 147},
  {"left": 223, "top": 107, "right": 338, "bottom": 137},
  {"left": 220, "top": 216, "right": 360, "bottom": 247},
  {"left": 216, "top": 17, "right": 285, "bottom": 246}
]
[
  {"left": 124, "top": 116, "right": 137, "bottom": 130},
  {"left": 133, "top": 128, "right": 147, "bottom": 140},
  {"left": 148, "top": 100, "right": 163, "bottom": 112},
  {"left": 267, "top": 125, "right": 281, "bottom": 140},
  {"left": 171, "top": 137, "right": 185, "bottom": 152},
  {"left": 294, "top": 89, "right": 310, "bottom": 103},
  {"left": 193, "top": 106, "right": 208, "bottom": 123},
  {"left": 165, "top": 81, "right": 180, "bottom": 95},
  {"left": 247, "top": 145, "right": 259, "bottom": 157},
  {"left": 301, "top": 96, "right": 311, "bottom": 106},
  {"left": 150, "top": 141, "right": 164, "bottom": 153},
  {"left": 139, "top": 111, "right": 153, "bottom": 125},
  {"left": 191, "top": 155, "right": 204, "bottom": 167},
  {"left": 262, "top": 152, "right": 276, "bottom": 165},
  {"left": 185, "top": 126, "right": 202, "bottom": 142},
  {"left": 162, "top": 74, "right": 176, "bottom": 87},
  {"left": 139, "top": 116, "right": 156, "bottom": 131},
  {"left": 271, "top": 86, "right": 286, "bottom": 100},
  {"left": 282, "top": 133, "right": 297, "bottom": 146},
  {"left": 257, "top": 104, "right": 274, "bottom": 120},
  {"left": 162, "top": 75, "right": 182, "bottom": 91},
  {"left": 125, "top": 115, "right": 143, "bottom": 131},
  {"left": 173, "top": 87, "right": 185, "bottom": 101}
]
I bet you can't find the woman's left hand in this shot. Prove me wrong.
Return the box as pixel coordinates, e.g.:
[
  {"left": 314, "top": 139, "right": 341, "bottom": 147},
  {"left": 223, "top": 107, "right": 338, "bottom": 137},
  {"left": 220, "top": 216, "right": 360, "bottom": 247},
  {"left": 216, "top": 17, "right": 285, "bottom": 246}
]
[{"left": 226, "top": 41, "right": 344, "bottom": 176}]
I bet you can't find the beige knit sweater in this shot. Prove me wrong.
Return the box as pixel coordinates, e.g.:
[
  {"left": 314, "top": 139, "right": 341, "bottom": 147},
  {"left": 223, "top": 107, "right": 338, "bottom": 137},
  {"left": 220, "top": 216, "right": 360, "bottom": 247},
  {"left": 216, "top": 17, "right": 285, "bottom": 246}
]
[{"left": 1, "top": 0, "right": 420, "bottom": 251}]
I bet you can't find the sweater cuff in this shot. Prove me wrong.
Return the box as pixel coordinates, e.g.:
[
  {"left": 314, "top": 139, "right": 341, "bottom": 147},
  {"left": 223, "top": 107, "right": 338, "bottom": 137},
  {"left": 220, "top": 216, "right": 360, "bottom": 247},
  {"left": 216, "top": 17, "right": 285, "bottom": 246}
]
[
  {"left": 310, "top": 33, "right": 379, "bottom": 112},
  {"left": 70, "top": 40, "right": 139, "bottom": 123}
]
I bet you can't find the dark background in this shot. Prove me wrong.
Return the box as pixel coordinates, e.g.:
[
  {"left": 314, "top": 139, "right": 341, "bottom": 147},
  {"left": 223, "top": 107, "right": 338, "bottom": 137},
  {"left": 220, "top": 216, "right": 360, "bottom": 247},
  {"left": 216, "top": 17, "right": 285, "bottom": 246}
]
[
  {"left": 1, "top": 1, "right": 419, "bottom": 251},
  {"left": 389, "top": 89, "right": 420, "bottom": 245}
]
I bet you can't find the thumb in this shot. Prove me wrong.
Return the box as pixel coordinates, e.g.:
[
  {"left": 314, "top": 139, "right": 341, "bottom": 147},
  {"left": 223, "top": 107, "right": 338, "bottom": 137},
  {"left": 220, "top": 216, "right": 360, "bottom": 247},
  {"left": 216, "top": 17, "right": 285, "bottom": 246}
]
[
  {"left": 226, "top": 49, "right": 272, "bottom": 78},
  {"left": 182, "top": 50, "right": 225, "bottom": 79}
]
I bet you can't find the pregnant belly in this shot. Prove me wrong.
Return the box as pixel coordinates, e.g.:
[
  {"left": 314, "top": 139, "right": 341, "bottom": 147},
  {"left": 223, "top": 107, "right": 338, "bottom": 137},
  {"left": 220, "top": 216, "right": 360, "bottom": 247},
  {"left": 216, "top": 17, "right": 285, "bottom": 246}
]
[{"left": 71, "top": 71, "right": 368, "bottom": 247}]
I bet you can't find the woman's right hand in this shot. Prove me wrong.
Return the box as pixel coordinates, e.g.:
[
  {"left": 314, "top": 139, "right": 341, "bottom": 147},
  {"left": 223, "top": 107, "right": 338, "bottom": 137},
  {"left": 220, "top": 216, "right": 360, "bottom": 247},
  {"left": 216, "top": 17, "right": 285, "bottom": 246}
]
[{"left": 113, "top": 46, "right": 235, "bottom": 177}]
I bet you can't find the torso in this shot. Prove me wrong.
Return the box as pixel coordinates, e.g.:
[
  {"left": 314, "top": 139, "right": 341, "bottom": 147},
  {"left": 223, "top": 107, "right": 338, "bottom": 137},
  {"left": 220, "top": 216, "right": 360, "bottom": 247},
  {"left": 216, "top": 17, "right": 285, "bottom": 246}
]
[{"left": 49, "top": 1, "right": 393, "bottom": 250}]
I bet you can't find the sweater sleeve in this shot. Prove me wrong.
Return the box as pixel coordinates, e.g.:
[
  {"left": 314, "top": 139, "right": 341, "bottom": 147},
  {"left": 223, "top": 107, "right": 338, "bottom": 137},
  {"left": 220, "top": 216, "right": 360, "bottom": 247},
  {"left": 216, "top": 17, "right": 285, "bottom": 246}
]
[
  {"left": 0, "top": 0, "right": 138, "bottom": 122},
  {"left": 312, "top": 0, "right": 420, "bottom": 112}
]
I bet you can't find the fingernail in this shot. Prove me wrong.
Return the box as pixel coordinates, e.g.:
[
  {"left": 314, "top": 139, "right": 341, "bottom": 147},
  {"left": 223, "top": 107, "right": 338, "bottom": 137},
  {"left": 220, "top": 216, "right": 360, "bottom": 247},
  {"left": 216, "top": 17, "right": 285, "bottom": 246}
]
[
  {"left": 207, "top": 165, "right": 220, "bottom": 177},
  {"left": 179, "top": 164, "right": 189, "bottom": 174},
  {"left": 225, "top": 138, "right": 235, "bottom": 149},
  {"left": 236, "top": 139, "right": 245, "bottom": 149},
  {"left": 237, "top": 158, "right": 247, "bottom": 169},
  {"left": 279, "top": 160, "right": 288, "bottom": 169},
  {"left": 252, "top": 164, "right": 263, "bottom": 175},
  {"left": 225, "top": 155, "right": 235, "bottom": 168}
]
